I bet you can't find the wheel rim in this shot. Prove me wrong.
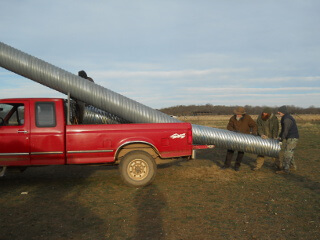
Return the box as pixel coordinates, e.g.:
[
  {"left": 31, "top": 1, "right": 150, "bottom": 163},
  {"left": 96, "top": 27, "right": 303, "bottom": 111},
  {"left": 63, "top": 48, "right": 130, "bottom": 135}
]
[{"left": 127, "top": 158, "right": 149, "bottom": 181}]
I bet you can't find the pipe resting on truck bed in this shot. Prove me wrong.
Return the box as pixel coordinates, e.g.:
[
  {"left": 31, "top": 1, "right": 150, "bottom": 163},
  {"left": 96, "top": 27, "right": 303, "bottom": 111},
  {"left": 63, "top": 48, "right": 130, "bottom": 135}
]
[
  {"left": 0, "top": 42, "right": 280, "bottom": 157},
  {"left": 83, "top": 105, "right": 131, "bottom": 124}
]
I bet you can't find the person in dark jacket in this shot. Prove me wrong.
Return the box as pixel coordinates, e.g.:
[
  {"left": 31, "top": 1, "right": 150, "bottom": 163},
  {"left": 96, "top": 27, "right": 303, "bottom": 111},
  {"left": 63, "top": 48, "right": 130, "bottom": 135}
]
[
  {"left": 253, "top": 107, "right": 279, "bottom": 170},
  {"left": 276, "top": 105, "right": 299, "bottom": 174},
  {"left": 222, "top": 106, "right": 257, "bottom": 171},
  {"left": 75, "top": 70, "right": 94, "bottom": 124},
  {"left": 78, "top": 70, "right": 94, "bottom": 83}
]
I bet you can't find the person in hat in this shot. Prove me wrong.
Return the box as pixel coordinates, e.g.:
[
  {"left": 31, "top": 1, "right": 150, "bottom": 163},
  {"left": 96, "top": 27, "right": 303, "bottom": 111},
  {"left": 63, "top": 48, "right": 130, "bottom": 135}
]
[
  {"left": 253, "top": 107, "right": 279, "bottom": 171},
  {"left": 222, "top": 106, "right": 257, "bottom": 171},
  {"left": 78, "top": 70, "right": 94, "bottom": 83},
  {"left": 276, "top": 105, "right": 299, "bottom": 174}
]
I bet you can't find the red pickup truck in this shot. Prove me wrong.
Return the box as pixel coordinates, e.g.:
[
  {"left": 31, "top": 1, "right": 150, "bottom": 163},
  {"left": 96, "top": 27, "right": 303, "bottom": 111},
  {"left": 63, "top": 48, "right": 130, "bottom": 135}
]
[{"left": 0, "top": 98, "right": 195, "bottom": 187}]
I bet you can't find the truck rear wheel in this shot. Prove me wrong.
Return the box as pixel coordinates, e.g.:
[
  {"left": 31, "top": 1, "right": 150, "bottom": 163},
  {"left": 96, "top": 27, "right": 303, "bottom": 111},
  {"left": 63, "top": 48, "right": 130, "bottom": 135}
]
[{"left": 119, "top": 150, "right": 157, "bottom": 187}]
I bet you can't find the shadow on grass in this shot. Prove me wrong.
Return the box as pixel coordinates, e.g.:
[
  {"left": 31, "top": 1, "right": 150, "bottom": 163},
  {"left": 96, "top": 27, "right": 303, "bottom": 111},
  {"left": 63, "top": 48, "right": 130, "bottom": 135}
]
[
  {"left": 279, "top": 172, "right": 320, "bottom": 195},
  {"left": 0, "top": 165, "right": 115, "bottom": 240},
  {"left": 194, "top": 147, "right": 251, "bottom": 168},
  {"left": 157, "top": 158, "right": 187, "bottom": 169},
  {"left": 134, "top": 184, "right": 166, "bottom": 240},
  {"left": 195, "top": 146, "right": 320, "bottom": 195}
]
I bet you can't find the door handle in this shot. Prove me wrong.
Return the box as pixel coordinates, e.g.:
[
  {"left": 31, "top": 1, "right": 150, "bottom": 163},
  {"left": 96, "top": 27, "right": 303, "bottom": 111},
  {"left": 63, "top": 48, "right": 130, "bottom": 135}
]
[{"left": 17, "top": 130, "right": 28, "bottom": 134}]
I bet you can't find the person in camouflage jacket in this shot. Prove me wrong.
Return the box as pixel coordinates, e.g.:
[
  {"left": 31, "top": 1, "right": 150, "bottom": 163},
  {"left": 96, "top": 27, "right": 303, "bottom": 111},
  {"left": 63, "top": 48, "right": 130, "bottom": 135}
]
[{"left": 253, "top": 107, "right": 279, "bottom": 170}]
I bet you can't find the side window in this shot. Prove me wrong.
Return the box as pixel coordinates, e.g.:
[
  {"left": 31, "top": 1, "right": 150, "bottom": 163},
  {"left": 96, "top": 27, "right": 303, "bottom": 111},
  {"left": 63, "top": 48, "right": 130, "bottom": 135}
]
[
  {"left": 0, "top": 103, "right": 25, "bottom": 126},
  {"left": 35, "top": 102, "right": 56, "bottom": 127}
]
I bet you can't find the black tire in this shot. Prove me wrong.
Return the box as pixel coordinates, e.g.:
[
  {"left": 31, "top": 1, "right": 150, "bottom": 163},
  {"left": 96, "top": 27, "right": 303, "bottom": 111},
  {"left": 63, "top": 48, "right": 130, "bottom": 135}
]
[{"left": 119, "top": 150, "right": 157, "bottom": 187}]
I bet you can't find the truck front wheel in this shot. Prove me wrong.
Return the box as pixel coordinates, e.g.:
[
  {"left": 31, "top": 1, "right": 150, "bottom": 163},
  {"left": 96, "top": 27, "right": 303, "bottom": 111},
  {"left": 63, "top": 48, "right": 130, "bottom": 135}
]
[{"left": 119, "top": 150, "right": 157, "bottom": 187}]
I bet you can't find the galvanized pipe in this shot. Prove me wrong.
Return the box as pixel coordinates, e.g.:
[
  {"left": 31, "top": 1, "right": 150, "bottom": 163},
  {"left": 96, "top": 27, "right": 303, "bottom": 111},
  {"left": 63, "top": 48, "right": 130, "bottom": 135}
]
[
  {"left": 68, "top": 99, "right": 130, "bottom": 124},
  {"left": 0, "top": 42, "right": 280, "bottom": 157},
  {"left": 192, "top": 124, "right": 280, "bottom": 157},
  {"left": 0, "top": 42, "right": 174, "bottom": 124},
  {"left": 83, "top": 105, "right": 131, "bottom": 124}
]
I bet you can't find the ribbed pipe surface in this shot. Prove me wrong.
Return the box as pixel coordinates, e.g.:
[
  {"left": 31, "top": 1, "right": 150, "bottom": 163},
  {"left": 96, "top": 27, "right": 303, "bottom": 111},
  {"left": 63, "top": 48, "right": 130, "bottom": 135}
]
[
  {"left": 0, "top": 42, "right": 280, "bottom": 157},
  {"left": 192, "top": 124, "right": 280, "bottom": 157},
  {"left": 67, "top": 100, "right": 130, "bottom": 124},
  {"left": 83, "top": 105, "right": 131, "bottom": 124}
]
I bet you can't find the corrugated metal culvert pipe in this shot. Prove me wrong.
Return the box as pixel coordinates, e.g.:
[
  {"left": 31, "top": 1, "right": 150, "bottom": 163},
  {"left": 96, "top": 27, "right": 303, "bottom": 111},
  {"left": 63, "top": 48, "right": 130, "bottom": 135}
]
[
  {"left": 67, "top": 100, "right": 131, "bottom": 124},
  {"left": 83, "top": 105, "right": 131, "bottom": 124},
  {"left": 0, "top": 42, "right": 280, "bottom": 157}
]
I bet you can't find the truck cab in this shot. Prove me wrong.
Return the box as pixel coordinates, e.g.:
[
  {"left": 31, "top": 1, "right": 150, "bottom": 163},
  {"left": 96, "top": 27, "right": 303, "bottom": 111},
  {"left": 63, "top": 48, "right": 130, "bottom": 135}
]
[{"left": 0, "top": 99, "right": 65, "bottom": 167}]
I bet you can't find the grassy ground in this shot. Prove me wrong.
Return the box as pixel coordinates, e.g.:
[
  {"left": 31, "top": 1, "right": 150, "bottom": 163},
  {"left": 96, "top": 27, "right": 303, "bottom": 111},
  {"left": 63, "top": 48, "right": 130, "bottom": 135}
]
[{"left": 0, "top": 115, "right": 319, "bottom": 240}]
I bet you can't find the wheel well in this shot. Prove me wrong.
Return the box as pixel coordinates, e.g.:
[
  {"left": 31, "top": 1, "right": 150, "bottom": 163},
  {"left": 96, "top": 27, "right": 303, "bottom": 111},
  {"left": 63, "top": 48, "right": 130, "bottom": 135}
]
[{"left": 115, "top": 143, "right": 160, "bottom": 164}]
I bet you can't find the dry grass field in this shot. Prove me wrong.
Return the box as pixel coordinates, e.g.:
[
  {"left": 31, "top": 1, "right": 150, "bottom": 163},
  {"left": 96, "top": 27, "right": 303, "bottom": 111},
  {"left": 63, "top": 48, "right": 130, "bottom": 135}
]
[
  {"left": 0, "top": 114, "right": 319, "bottom": 240},
  {"left": 179, "top": 114, "right": 320, "bottom": 128}
]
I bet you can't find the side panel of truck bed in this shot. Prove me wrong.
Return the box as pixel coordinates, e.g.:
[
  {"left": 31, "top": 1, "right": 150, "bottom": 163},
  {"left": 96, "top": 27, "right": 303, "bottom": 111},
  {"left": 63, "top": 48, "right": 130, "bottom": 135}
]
[{"left": 66, "top": 123, "right": 192, "bottom": 164}]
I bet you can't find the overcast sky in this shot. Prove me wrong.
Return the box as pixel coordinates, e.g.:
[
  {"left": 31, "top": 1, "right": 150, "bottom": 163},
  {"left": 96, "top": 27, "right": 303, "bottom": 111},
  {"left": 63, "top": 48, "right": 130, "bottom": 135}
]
[{"left": 1, "top": 0, "right": 319, "bottom": 109}]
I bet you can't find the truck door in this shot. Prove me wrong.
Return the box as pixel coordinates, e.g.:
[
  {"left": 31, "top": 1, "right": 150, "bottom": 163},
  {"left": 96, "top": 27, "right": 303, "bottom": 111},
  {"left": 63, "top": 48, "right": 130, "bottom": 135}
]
[
  {"left": 30, "top": 100, "right": 65, "bottom": 165},
  {"left": 0, "top": 101, "right": 30, "bottom": 166}
]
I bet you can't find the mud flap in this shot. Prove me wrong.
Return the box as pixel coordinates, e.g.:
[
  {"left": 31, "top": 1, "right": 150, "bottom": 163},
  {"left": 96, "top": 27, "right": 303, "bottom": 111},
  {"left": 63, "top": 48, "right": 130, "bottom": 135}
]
[{"left": 192, "top": 145, "right": 215, "bottom": 159}]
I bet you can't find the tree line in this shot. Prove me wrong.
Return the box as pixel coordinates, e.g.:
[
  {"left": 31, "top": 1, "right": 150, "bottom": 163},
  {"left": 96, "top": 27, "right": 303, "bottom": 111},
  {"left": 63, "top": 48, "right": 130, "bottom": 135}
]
[{"left": 159, "top": 104, "right": 320, "bottom": 116}]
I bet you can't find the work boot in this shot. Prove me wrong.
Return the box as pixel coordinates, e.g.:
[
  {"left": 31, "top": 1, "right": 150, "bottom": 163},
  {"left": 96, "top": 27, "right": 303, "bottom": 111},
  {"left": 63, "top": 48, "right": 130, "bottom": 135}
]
[
  {"left": 235, "top": 152, "right": 244, "bottom": 170},
  {"left": 290, "top": 164, "right": 297, "bottom": 171},
  {"left": 255, "top": 155, "right": 264, "bottom": 170},
  {"left": 224, "top": 150, "right": 234, "bottom": 168},
  {"left": 274, "top": 165, "right": 282, "bottom": 170},
  {"left": 274, "top": 160, "right": 282, "bottom": 170}
]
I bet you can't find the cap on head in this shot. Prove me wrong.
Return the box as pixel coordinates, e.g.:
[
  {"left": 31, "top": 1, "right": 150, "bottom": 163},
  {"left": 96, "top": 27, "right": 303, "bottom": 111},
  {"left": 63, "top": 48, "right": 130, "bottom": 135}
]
[
  {"left": 234, "top": 106, "right": 246, "bottom": 115},
  {"left": 262, "top": 107, "right": 272, "bottom": 114},
  {"left": 278, "top": 105, "right": 288, "bottom": 114}
]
